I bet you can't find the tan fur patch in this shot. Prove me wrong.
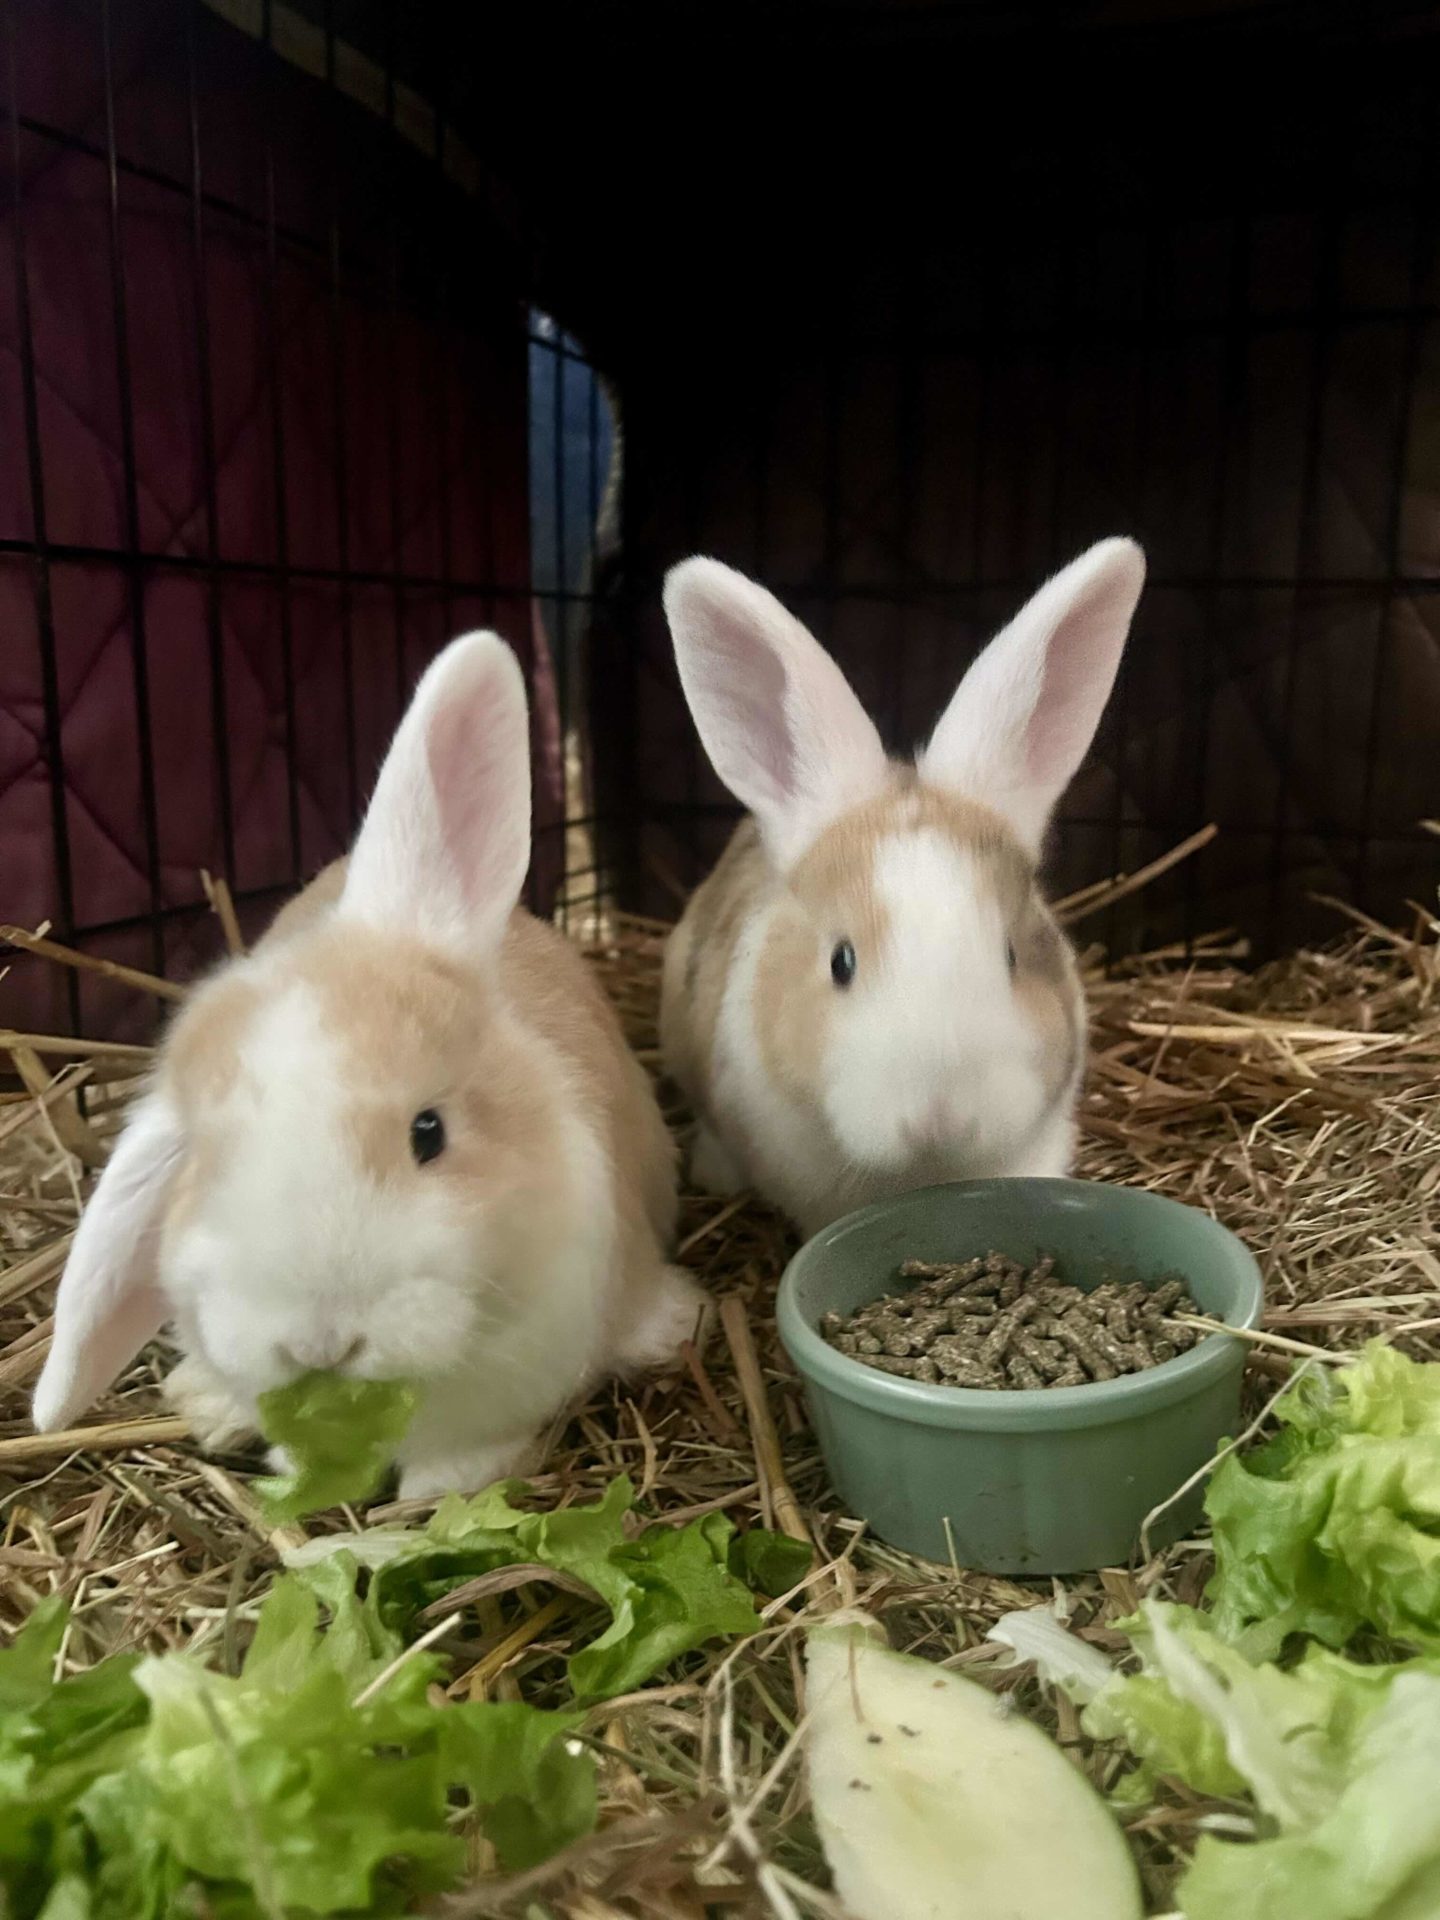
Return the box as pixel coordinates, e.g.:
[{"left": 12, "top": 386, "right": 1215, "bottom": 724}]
[
  {"left": 1013, "top": 904, "right": 1083, "bottom": 1107},
  {"left": 755, "top": 780, "right": 1037, "bottom": 1096},
  {"left": 505, "top": 915, "right": 681, "bottom": 1337},
  {"left": 159, "top": 838, "right": 681, "bottom": 1359},
  {"left": 154, "top": 861, "right": 354, "bottom": 1256},
  {"left": 168, "top": 856, "right": 355, "bottom": 1117},
  {"left": 263, "top": 859, "right": 348, "bottom": 944},
  {"left": 165, "top": 970, "right": 264, "bottom": 1114},
  {"left": 281, "top": 909, "right": 678, "bottom": 1342},
  {"left": 660, "top": 820, "right": 771, "bottom": 1114}
]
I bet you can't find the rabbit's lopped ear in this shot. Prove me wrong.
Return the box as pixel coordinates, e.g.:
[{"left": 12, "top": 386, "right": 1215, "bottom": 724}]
[
  {"left": 32, "top": 1093, "right": 186, "bottom": 1432},
  {"left": 664, "top": 558, "right": 890, "bottom": 870},
  {"left": 921, "top": 538, "right": 1146, "bottom": 854},
  {"left": 339, "top": 631, "right": 532, "bottom": 953}
]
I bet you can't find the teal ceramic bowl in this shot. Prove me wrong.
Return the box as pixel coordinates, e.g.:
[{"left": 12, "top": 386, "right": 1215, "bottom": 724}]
[{"left": 776, "top": 1178, "right": 1262, "bottom": 1575}]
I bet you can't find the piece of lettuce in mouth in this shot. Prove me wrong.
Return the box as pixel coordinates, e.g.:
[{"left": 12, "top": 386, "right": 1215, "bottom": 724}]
[{"left": 255, "top": 1371, "right": 419, "bottom": 1524}]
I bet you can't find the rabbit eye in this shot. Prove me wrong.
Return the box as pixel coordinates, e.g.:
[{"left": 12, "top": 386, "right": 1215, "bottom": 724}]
[
  {"left": 1006, "top": 939, "right": 1018, "bottom": 976},
  {"left": 410, "top": 1108, "right": 446, "bottom": 1165},
  {"left": 830, "top": 939, "right": 857, "bottom": 988}
]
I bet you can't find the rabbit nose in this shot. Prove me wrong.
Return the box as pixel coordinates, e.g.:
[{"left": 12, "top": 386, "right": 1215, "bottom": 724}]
[{"left": 275, "top": 1333, "right": 366, "bottom": 1375}]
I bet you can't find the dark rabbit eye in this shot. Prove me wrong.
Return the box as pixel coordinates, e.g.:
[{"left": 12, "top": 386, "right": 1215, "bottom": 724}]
[
  {"left": 410, "top": 1108, "right": 446, "bottom": 1165},
  {"left": 831, "top": 939, "right": 857, "bottom": 988},
  {"left": 1006, "top": 939, "right": 1018, "bottom": 976}
]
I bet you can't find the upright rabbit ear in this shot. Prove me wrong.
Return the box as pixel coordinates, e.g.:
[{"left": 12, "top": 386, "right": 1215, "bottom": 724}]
[
  {"left": 32, "top": 1093, "right": 186, "bottom": 1432},
  {"left": 921, "top": 538, "right": 1146, "bottom": 854},
  {"left": 664, "top": 559, "right": 889, "bottom": 870},
  {"left": 340, "top": 631, "right": 532, "bottom": 952}
]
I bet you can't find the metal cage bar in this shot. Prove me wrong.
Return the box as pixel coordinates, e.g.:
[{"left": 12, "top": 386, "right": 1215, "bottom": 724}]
[
  {"left": 5, "top": 4, "right": 78, "bottom": 1032},
  {"left": 99, "top": 0, "right": 165, "bottom": 976},
  {"left": 185, "top": 0, "right": 236, "bottom": 892},
  {"left": 2, "top": 0, "right": 608, "bottom": 1035}
]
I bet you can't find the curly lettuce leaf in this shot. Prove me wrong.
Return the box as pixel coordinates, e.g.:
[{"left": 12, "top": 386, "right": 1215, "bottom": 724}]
[
  {"left": 254, "top": 1371, "right": 418, "bottom": 1524},
  {"left": 2, "top": 1475, "right": 792, "bottom": 1913},
  {"left": 1179, "top": 1666, "right": 1440, "bottom": 1920},
  {"left": 1206, "top": 1343, "right": 1440, "bottom": 1658},
  {"left": 1003, "top": 1351, "right": 1440, "bottom": 1915},
  {"left": 570, "top": 1506, "right": 763, "bottom": 1698},
  {"left": 0, "top": 1593, "right": 69, "bottom": 1709},
  {"left": 1085, "top": 1605, "right": 1359, "bottom": 1820},
  {"left": 439, "top": 1701, "right": 595, "bottom": 1871},
  {"left": 729, "top": 1526, "right": 814, "bottom": 1599},
  {"left": 1080, "top": 1602, "right": 1440, "bottom": 1920},
  {"left": 0, "top": 1576, "right": 592, "bottom": 1919},
  {"left": 105, "top": 1652, "right": 464, "bottom": 1912},
  {"left": 292, "top": 1474, "right": 793, "bottom": 1701},
  {"left": 0, "top": 1601, "right": 149, "bottom": 1916}
]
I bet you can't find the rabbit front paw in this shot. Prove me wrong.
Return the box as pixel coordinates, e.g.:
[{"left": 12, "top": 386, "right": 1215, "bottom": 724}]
[
  {"left": 397, "top": 1434, "right": 539, "bottom": 1502},
  {"left": 616, "top": 1265, "right": 710, "bottom": 1372},
  {"left": 164, "top": 1352, "right": 256, "bottom": 1450}
]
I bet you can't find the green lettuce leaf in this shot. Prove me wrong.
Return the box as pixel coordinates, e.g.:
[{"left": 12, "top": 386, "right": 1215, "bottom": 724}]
[
  {"left": 293, "top": 1474, "right": 790, "bottom": 1701},
  {"left": 1179, "top": 1666, "right": 1440, "bottom": 1920},
  {"left": 253, "top": 1370, "right": 418, "bottom": 1524},
  {"left": 729, "top": 1527, "right": 814, "bottom": 1598},
  {"left": 0, "top": 1594, "right": 69, "bottom": 1709},
  {"left": 0, "top": 1578, "right": 592, "bottom": 1919},
  {"left": 440, "top": 1701, "right": 596, "bottom": 1871},
  {"left": 0, "top": 1601, "right": 149, "bottom": 1916},
  {"left": 569, "top": 1506, "right": 762, "bottom": 1698},
  {"left": 103, "top": 1653, "right": 464, "bottom": 1912},
  {"left": 1206, "top": 1343, "right": 1440, "bottom": 1658},
  {"left": 1085, "top": 1603, "right": 1440, "bottom": 1920},
  {"left": 2, "top": 1474, "right": 787, "bottom": 1915},
  {"left": 1085, "top": 1605, "right": 1358, "bottom": 1819}
]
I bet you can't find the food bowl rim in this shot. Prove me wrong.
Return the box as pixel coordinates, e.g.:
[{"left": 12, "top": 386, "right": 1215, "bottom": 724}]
[{"left": 776, "top": 1176, "right": 1264, "bottom": 1434}]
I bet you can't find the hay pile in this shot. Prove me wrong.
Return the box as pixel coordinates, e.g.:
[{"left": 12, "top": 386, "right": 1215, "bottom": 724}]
[{"left": 2, "top": 877, "right": 1439, "bottom": 1917}]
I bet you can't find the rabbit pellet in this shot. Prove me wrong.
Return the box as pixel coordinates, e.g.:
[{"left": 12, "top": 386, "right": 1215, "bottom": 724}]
[{"left": 818, "top": 1253, "right": 1202, "bottom": 1390}]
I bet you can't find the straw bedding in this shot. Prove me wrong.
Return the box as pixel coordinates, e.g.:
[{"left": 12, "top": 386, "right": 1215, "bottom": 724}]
[{"left": 2, "top": 868, "right": 1438, "bottom": 1917}]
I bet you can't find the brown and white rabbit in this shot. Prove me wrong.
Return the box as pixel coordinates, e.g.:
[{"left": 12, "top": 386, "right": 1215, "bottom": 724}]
[
  {"left": 659, "top": 539, "right": 1146, "bottom": 1237},
  {"left": 32, "top": 632, "right": 705, "bottom": 1497}
]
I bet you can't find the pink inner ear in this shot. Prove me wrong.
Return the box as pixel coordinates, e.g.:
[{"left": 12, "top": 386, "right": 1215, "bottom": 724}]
[
  {"left": 669, "top": 562, "right": 889, "bottom": 863},
  {"left": 1027, "top": 600, "right": 1120, "bottom": 788},
  {"left": 428, "top": 687, "right": 495, "bottom": 908},
  {"left": 696, "top": 613, "right": 795, "bottom": 806},
  {"left": 424, "top": 649, "right": 531, "bottom": 930},
  {"left": 920, "top": 543, "right": 1142, "bottom": 853}
]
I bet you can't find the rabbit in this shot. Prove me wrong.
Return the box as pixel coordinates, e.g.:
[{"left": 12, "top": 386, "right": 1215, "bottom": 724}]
[
  {"left": 31, "top": 631, "right": 706, "bottom": 1499},
  {"left": 659, "top": 538, "right": 1146, "bottom": 1238}
]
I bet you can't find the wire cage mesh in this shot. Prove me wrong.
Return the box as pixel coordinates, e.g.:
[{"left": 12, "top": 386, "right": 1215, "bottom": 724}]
[
  {"left": 3, "top": 1, "right": 1438, "bottom": 1045},
  {"left": 573, "top": 6, "right": 1440, "bottom": 961},
  {"left": 0, "top": 0, "right": 616, "bottom": 1037}
]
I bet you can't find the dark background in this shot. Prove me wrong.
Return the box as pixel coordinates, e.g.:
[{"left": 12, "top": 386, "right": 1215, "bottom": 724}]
[
  {"left": 3, "top": 0, "right": 1437, "bottom": 1036},
  {"left": 484, "top": 0, "right": 1440, "bottom": 952}
]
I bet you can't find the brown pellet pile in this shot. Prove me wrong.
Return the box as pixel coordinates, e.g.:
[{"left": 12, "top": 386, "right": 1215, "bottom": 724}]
[{"left": 818, "top": 1251, "right": 1203, "bottom": 1389}]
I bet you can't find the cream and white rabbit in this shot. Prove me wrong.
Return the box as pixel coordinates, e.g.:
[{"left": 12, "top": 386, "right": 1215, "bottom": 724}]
[
  {"left": 33, "top": 632, "right": 704, "bottom": 1498},
  {"left": 659, "top": 539, "right": 1146, "bottom": 1236}
]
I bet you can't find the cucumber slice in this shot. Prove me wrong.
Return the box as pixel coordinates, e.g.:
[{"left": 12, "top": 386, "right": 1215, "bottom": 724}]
[{"left": 806, "top": 1613, "right": 1143, "bottom": 1920}]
